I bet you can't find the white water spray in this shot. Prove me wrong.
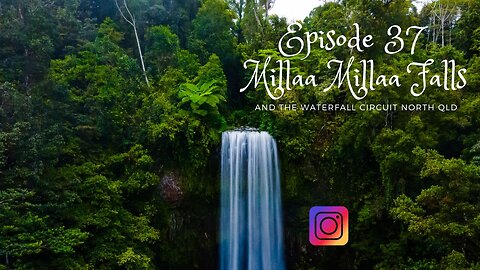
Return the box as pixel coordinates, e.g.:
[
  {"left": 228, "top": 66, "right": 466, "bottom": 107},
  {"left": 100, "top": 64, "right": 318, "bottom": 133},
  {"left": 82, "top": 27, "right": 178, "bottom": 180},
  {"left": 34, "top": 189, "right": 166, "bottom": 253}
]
[{"left": 220, "top": 130, "right": 285, "bottom": 270}]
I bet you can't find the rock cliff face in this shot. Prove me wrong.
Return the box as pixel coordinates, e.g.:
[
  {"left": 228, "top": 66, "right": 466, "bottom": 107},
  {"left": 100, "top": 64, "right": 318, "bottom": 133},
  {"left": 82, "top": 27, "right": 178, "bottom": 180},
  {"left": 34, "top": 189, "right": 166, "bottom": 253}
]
[{"left": 160, "top": 171, "right": 183, "bottom": 203}]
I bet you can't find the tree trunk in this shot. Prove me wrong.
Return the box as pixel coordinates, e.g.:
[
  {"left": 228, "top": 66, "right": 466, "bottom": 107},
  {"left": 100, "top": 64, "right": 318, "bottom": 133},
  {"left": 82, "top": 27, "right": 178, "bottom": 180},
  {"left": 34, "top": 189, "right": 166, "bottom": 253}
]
[
  {"left": 115, "top": 0, "right": 150, "bottom": 87},
  {"left": 132, "top": 21, "right": 149, "bottom": 87}
]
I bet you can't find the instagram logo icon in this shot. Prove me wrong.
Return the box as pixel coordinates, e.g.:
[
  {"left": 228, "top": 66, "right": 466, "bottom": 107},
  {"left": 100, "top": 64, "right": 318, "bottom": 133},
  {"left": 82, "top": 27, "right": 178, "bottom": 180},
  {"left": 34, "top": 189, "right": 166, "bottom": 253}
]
[{"left": 309, "top": 206, "right": 349, "bottom": 246}]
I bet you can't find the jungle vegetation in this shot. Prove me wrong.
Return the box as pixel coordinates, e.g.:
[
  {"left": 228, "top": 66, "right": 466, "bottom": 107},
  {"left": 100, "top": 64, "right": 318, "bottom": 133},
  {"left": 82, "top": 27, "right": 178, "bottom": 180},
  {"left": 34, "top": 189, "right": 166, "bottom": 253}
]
[{"left": 1, "top": 0, "right": 480, "bottom": 269}]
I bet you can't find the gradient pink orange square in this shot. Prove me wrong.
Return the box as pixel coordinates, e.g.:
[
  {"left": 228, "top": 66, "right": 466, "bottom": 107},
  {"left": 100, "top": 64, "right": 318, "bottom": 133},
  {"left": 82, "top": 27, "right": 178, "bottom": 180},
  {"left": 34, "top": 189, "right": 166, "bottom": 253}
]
[{"left": 309, "top": 206, "right": 349, "bottom": 246}]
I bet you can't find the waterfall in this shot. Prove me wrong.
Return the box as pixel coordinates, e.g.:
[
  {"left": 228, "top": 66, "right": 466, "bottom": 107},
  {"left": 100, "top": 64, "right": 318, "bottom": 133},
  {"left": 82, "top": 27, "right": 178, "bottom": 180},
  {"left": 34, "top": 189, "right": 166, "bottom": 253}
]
[{"left": 220, "top": 130, "right": 285, "bottom": 270}]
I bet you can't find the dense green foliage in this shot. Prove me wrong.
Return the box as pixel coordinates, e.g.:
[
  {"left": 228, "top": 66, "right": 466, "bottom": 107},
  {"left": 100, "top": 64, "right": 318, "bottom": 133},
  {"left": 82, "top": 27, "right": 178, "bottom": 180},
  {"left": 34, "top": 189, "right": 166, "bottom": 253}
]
[{"left": 1, "top": 0, "right": 480, "bottom": 269}]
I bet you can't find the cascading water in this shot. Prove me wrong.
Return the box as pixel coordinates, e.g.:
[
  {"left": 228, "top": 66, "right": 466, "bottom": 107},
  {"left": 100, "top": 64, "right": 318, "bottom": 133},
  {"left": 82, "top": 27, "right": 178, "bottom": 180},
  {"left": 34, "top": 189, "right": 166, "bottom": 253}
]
[{"left": 220, "top": 130, "right": 285, "bottom": 270}]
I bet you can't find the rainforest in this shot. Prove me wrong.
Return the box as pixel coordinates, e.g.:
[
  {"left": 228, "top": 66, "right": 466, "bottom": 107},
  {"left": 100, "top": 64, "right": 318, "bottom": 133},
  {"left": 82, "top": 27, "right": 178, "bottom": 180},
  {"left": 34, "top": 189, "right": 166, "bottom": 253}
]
[{"left": 1, "top": 0, "right": 480, "bottom": 269}]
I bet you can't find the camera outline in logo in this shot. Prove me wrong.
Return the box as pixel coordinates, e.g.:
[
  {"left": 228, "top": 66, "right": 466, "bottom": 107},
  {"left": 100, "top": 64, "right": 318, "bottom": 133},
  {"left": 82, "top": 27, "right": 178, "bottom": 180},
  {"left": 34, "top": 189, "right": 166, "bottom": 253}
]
[{"left": 309, "top": 206, "right": 348, "bottom": 246}]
